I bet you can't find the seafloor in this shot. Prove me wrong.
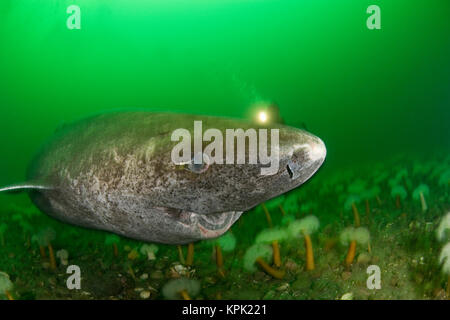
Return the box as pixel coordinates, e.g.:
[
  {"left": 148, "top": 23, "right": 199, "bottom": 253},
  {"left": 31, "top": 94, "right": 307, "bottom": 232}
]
[{"left": 0, "top": 153, "right": 449, "bottom": 300}]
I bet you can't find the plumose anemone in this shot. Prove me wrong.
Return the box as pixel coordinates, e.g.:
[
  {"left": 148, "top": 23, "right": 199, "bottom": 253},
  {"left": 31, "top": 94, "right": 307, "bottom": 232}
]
[
  {"left": 255, "top": 227, "right": 288, "bottom": 268},
  {"left": 344, "top": 195, "right": 361, "bottom": 227},
  {"left": 437, "top": 212, "right": 450, "bottom": 242},
  {"left": 32, "top": 227, "right": 57, "bottom": 270},
  {"left": 390, "top": 185, "right": 407, "bottom": 209},
  {"left": 288, "top": 215, "right": 319, "bottom": 271},
  {"left": 438, "top": 242, "right": 450, "bottom": 296},
  {"left": 104, "top": 234, "right": 121, "bottom": 257},
  {"left": 244, "top": 244, "right": 285, "bottom": 279},
  {"left": 340, "top": 227, "right": 370, "bottom": 267},
  {"left": 205, "top": 231, "right": 236, "bottom": 277},
  {"left": 140, "top": 244, "right": 159, "bottom": 261},
  {"left": 412, "top": 184, "right": 429, "bottom": 213},
  {"left": 162, "top": 278, "right": 200, "bottom": 300},
  {"left": 0, "top": 272, "right": 13, "bottom": 300}
]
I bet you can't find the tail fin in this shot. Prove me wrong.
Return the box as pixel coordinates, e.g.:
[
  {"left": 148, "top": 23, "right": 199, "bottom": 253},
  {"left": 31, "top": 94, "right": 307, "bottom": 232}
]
[{"left": 0, "top": 183, "right": 52, "bottom": 194}]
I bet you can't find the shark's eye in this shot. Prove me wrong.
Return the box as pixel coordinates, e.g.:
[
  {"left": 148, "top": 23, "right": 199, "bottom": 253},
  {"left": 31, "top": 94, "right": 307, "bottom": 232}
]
[{"left": 187, "top": 153, "right": 210, "bottom": 174}]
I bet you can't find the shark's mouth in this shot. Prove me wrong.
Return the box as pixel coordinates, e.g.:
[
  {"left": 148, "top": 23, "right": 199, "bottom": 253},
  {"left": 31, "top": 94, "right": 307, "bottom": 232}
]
[
  {"left": 159, "top": 206, "right": 242, "bottom": 240},
  {"left": 196, "top": 211, "right": 242, "bottom": 239},
  {"left": 197, "top": 211, "right": 240, "bottom": 230}
]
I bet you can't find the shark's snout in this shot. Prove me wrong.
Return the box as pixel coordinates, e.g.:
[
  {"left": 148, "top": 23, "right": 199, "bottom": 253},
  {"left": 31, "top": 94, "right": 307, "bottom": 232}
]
[{"left": 285, "top": 136, "right": 326, "bottom": 181}]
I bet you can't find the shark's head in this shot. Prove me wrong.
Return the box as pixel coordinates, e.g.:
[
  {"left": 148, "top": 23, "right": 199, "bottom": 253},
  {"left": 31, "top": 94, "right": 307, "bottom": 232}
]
[{"left": 139, "top": 115, "right": 326, "bottom": 242}]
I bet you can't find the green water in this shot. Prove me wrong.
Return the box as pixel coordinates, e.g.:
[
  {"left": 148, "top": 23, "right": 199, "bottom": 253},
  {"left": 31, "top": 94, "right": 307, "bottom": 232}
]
[
  {"left": 1, "top": 0, "right": 449, "bottom": 183},
  {"left": 0, "top": 0, "right": 449, "bottom": 300}
]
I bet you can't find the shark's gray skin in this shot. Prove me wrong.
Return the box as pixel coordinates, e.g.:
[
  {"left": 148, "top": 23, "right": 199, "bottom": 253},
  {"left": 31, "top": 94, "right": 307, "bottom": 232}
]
[{"left": 1, "top": 112, "right": 326, "bottom": 244}]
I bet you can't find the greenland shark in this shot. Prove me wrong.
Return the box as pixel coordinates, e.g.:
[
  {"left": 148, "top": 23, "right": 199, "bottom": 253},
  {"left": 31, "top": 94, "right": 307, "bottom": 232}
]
[{"left": 0, "top": 112, "right": 326, "bottom": 244}]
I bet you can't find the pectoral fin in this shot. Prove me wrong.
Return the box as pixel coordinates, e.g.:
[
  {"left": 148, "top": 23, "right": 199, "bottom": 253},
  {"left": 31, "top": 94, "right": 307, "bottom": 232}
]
[{"left": 0, "top": 183, "right": 53, "bottom": 193}]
